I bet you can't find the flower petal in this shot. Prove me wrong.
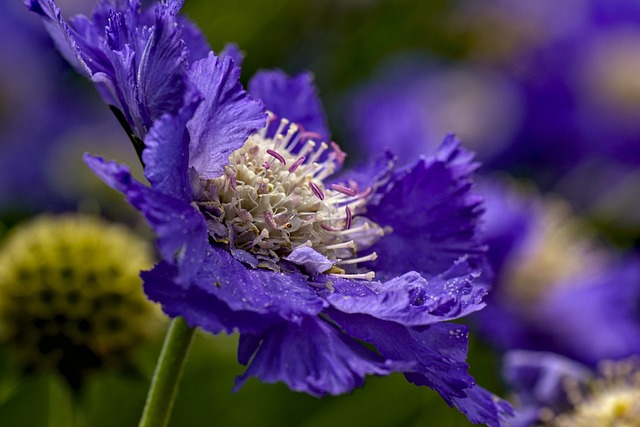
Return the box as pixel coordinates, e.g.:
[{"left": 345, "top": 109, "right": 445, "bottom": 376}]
[
  {"left": 503, "top": 350, "right": 591, "bottom": 426},
  {"left": 249, "top": 70, "right": 330, "bottom": 143},
  {"left": 365, "top": 135, "right": 486, "bottom": 279},
  {"left": 84, "top": 154, "right": 207, "bottom": 286},
  {"left": 145, "top": 245, "right": 326, "bottom": 334},
  {"left": 325, "top": 259, "right": 486, "bottom": 327},
  {"left": 25, "top": 0, "right": 93, "bottom": 77},
  {"left": 142, "top": 85, "right": 201, "bottom": 201},
  {"left": 187, "top": 52, "right": 266, "bottom": 178},
  {"left": 234, "top": 315, "right": 405, "bottom": 397},
  {"left": 329, "top": 311, "right": 512, "bottom": 427},
  {"left": 284, "top": 246, "right": 334, "bottom": 275}
]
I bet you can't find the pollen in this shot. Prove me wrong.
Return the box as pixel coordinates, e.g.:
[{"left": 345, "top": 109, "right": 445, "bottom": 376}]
[
  {"left": 195, "top": 114, "right": 385, "bottom": 279},
  {"left": 0, "top": 215, "right": 164, "bottom": 387}
]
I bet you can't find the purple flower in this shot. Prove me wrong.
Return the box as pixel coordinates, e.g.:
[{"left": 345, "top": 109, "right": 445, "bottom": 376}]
[
  {"left": 346, "top": 57, "right": 523, "bottom": 167},
  {"left": 28, "top": 1, "right": 511, "bottom": 424},
  {"left": 474, "top": 178, "right": 640, "bottom": 367},
  {"left": 503, "top": 351, "right": 640, "bottom": 426}
]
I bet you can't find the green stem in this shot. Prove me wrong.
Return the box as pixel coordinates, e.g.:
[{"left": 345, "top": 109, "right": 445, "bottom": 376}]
[{"left": 139, "top": 316, "right": 196, "bottom": 427}]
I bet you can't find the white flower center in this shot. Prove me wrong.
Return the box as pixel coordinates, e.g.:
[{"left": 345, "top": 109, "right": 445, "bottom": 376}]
[
  {"left": 195, "top": 114, "right": 384, "bottom": 279},
  {"left": 540, "top": 359, "right": 640, "bottom": 427}
]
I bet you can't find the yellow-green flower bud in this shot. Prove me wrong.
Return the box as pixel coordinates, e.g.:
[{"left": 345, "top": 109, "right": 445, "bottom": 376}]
[{"left": 0, "top": 215, "right": 164, "bottom": 387}]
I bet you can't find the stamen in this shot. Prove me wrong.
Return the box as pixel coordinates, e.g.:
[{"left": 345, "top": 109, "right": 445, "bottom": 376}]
[
  {"left": 344, "top": 206, "right": 352, "bottom": 229},
  {"left": 298, "top": 140, "right": 316, "bottom": 158},
  {"left": 331, "top": 272, "right": 375, "bottom": 281},
  {"left": 300, "top": 131, "right": 323, "bottom": 141},
  {"left": 336, "top": 252, "right": 378, "bottom": 265},
  {"left": 335, "top": 222, "right": 370, "bottom": 236},
  {"left": 324, "top": 240, "right": 356, "bottom": 250},
  {"left": 321, "top": 224, "right": 343, "bottom": 232},
  {"left": 330, "top": 141, "right": 347, "bottom": 165},
  {"left": 308, "top": 182, "right": 325, "bottom": 200},
  {"left": 331, "top": 184, "right": 357, "bottom": 197},
  {"left": 313, "top": 162, "right": 335, "bottom": 181},
  {"left": 266, "top": 149, "right": 286, "bottom": 165},
  {"left": 274, "top": 118, "right": 289, "bottom": 137},
  {"left": 288, "top": 156, "right": 306, "bottom": 173},
  {"left": 282, "top": 123, "right": 298, "bottom": 148},
  {"left": 307, "top": 142, "right": 329, "bottom": 165}
]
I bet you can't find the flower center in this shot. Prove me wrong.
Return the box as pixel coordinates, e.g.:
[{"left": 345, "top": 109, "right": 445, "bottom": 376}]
[
  {"left": 501, "top": 198, "right": 606, "bottom": 306},
  {"left": 540, "top": 359, "right": 640, "bottom": 427},
  {"left": 195, "top": 114, "right": 384, "bottom": 279}
]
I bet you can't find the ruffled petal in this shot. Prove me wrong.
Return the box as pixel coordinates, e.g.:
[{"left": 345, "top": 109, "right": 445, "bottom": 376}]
[
  {"left": 176, "top": 15, "right": 210, "bottom": 63},
  {"left": 365, "top": 135, "right": 486, "bottom": 279},
  {"left": 196, "top": 246, "right": 325, "bottom": 323},
  {"left": 234, "top": 315, "right": 405, "bottom": 397},
  {"left": 28, "top": 0, "right": 193, "bottom": 139},
  {"left": 325, "top": 259, "right": 486, "bottom": 327},
  {"left": 503, "top": 351, "right": 591, "bottom": 425},
  {"left": 142, "top": 261, "right": 269, "bottom": 335},
  {"left": 144, "top": 246, "right": 326, "bottom": 334},
  {"left": 328, "top": 311, "right": 512, "bottom": 427},
  {"left": 329, "top": 150, "right": 396, "bottom": 206},
  {"left": 142, "top": 85, "right": 201, "bottom": 201},
  {"left": 84, "top": 154, "right": 207, "bottom": 286},
  {"left": 102, "top": 0, "right": 190, "bottom": 137},
  {"left": 187, "top": 52, "right": 266, "bottom": 178},
  {"left": 219, "top": 42, "right": 243, "bottom": 66},
  {"left": 248, "top": 70, "right": 330, "bottom": 143},
  {"left": 25, "top": 0, "right": 93, "bottom": 77}
]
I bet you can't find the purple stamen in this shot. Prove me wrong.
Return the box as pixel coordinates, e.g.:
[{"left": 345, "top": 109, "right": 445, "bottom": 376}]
[
  {"left": 267, "top": 112, "right": 279, "bottom": 123},
  {"left": 300, "top": 131, "right": 323, "bottom": 142},
  {"left": 321, "top": 224, "right": 342, "bottom": 232},
  {"left": 267, "top": 149, "right": 286, "bottom": 165},
  {"left": 309, "top": 182, "right": 325, "bottom": 200},
  {"left": 288, "top": 156, "right": 306, "bottom": 173},
  {"left": 330, "top": 141, "right": 347, "bottom": 165},
  {"left": 331, "top": 184, "right": 357, "bottom": 197},
  {"left": 344, "top": 206, "right": 352, "bottom": 229},
  {"left": 262, "top": 161, "right": 270, "bottom": 170}
]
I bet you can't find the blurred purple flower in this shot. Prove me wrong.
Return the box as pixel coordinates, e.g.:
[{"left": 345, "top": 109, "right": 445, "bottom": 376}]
[
  {"left": 452, "top": 0, "right": 640, "bottom": 206},
  {"left": 345, "top": 57, "right": 523, "bottom": 167},
  {"left": 475, "top": 178, "right": 640, "bottom": 366},
  {"left": 0, "top": 0, "right": 131, "bottom": 214},
  {"left": 28, "top": 0, "right": 512, "bottom": 424},
  {"left": 503, "top": 350, "right": 640, "bottom": 426}
]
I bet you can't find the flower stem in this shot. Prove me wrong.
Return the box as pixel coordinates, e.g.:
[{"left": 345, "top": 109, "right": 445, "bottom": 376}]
[{"left": 139, "top": 316, "right": 196, "bottom": 427}]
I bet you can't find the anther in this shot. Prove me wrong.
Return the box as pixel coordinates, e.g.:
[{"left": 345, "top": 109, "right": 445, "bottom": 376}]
[
  {"left": 344, "top": 206, "right": 352, "bottom": 229},
  {"left": 331, "top": 184, "right": 357, "bottom": 197},
  {"left": 266, "top": 149, "right": 286, "bottom": 165},
  {"left": 330, "top": 141, "right": 347, "bottom": 165},
  {"left": 288, "top": 156, "right": 306, "bottom": 173},
  {"left": 308, "top": 182, "right": 325, "bottom": 200},
  {"left": 300, "top": 131, "right": 323, "bottom": 141}
]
